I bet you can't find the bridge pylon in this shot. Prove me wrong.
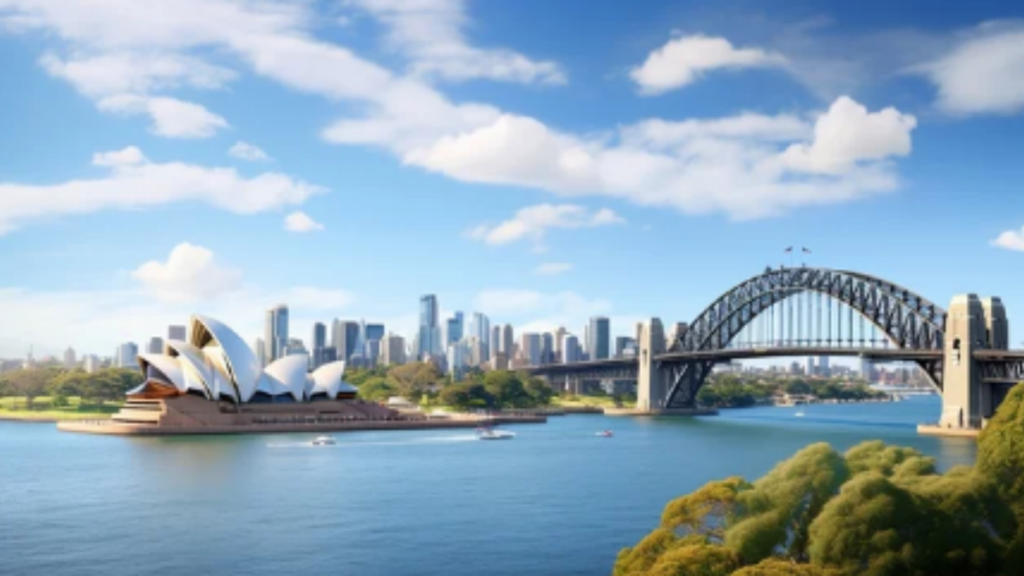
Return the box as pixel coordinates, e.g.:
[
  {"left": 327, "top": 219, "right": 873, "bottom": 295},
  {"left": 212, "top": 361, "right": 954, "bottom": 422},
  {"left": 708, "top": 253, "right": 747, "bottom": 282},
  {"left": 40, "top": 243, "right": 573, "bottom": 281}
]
[
  {"left": 940, "top": 294, "right": 1009, "bottom": 429},
  {"left": 637, "top": 318, "right": 667, "bottom": 411}
]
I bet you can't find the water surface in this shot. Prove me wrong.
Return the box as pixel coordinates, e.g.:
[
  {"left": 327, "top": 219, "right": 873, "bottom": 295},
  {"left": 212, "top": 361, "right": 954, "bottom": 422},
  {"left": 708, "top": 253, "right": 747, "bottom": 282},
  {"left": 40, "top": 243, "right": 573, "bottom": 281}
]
[{"left": 0, "top": 397, "right": 974, "bottom": 575}]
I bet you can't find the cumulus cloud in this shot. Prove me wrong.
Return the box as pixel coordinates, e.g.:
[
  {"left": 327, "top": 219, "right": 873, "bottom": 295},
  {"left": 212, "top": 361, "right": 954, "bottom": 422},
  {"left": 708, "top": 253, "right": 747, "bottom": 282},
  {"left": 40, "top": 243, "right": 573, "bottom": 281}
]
[
  {"left": 534, "top": 262, "right": 572, "bottom": 276},
  {"left": 630, "top": 35, "right": 786, "bottom": 95},
  {"left": 40, "top": 51, "right": 235, "bottom": 97},
  {"left": 132, "top": 242, "right": 242, "bottom": 302},
  {"left": 407, "top": 96, "right": 916, "bottom": 220},
  {"left": 992, "top": 226, "right": 1024, "bottom": 252},
  {"left": 0, "top": 147, "right": 325, "bottom": 235},
  {"left": 925, "top": 24, "right": 1024, "bottom": 115},
  {"left": 345, "top": 0, "right": 565, "bottom": 85},
  {"left": 284, "top": 211, "right": 325, "bottom": 232},
  {"left": 98, "top": 94, "right": 228, "bottom": 138},
  {"left": 229, "top": 141, "right": 271, "bottom": 162},
  {"left": 469, "top": 204, "right": 624, "bottom": 246}
]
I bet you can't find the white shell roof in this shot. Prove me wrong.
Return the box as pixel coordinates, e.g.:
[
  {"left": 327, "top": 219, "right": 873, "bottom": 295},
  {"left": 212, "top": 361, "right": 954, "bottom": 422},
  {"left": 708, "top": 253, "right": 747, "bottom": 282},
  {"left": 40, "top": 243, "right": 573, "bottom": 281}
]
[
  {"left": 190, "top": 315, "right": 261, "bottom": 402},
  {"left": 163, "top": 340, "right": 215, "bottom": 398},
  {"left": 259, "top": 354, "right": 309, "bottom": 402},
  {"left": 308, "top": 361, "right": 358, "bottom": 399},
  {"left": 137, "top": 353, "right": 186, "bottom": 393}
]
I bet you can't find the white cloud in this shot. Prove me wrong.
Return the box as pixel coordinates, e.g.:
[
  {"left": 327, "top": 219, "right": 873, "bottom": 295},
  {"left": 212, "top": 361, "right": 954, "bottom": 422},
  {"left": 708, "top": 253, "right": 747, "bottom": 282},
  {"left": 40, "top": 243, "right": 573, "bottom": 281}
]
[
  {"left": 91, "top": 145, "right": 146, "bottom": 167},
  {"left": 229, "top": 141, "right": 271, "bottom": 162},
  {"left": 469, "top": 204, "right": 624, "bottom": 246},
  {"left": 926, "top": 24, "right": 1024, "bottom": 115},
  {"left": 992, "top": 226, "right": 1024, "bottom": 252},
  {"left": 534, "top": 262, "right": 572, "bottom": 276},
  {"left": 132, "top": 242, "right": 242, "bottom": 302},
  {"left": 780, "top": 96, "right": 916, "bottom": 174},
  {"left": 345, "top": 0, "right": 565, "bottom": 85},
  {"left": 98, "top": 94, "right": 228, "bottom": 138},
  {"left": 0, "top": 147, "right": 325, "bottom": 235},
  {"left": 406, "top": 96, "right": 916, "bottom": 220},
  {"left": 630, "top": 35, "right": 786, "bottom": 95},
  {"left": 473, "top": 289, "right": 612, "bottom": 335},
  {"left": 40, "top": 51, "right": 235, "bottom": 97},
  {"left": 284, "top": 211, "right": 325, "bottom": 233}
]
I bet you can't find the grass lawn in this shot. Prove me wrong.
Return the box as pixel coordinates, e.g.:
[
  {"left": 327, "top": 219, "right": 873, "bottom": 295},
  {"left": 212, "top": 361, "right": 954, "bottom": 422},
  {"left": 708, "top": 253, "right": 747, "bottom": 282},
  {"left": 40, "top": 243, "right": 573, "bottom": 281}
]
[
  {"left": 0, "top": 396, "right": 122, "bottom": 421},
  {"left": 552, "top": 395, "right": 624, "bottom": 409}
]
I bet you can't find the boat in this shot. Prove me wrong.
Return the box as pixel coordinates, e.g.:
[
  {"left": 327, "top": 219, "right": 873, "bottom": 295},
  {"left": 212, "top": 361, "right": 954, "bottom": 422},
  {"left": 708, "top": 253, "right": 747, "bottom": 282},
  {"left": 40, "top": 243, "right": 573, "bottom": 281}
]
[
  {"left": 596, "top": 430, "right": 614, "bottom": 438},
  {"left": 310, "top": 435, "right": 337, "bottom": 446},
  {"left": 476, "top": 427, "right": 515, "bottom": 440},
  {"left": 795, "top": 410, "right": 806, "bottom": 418}
]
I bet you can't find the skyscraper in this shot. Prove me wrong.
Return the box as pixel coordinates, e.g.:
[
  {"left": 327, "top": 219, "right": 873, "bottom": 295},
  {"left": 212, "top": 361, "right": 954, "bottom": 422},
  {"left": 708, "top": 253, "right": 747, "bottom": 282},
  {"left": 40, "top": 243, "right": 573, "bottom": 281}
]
[
  {"left": 83, "top": 354, "right": 100, "bottom": 373},
  {"left": 311, "top": 322, "right": 328, "bottom": 369},
  {"left": 146, "top": 336, "right": 164, "bottom": 355},
  {"left": 265, "top": 304, "right": 289, "bottom": 362},
  {"left": 167, "top": 325, "right": 186, "bottom": 341},
  {"left": 540, "top": 333, "right": 554, "bottom": 364},
  {"left": 501, "top": 324, "right": 514, "bottom": 359},
  {"left": 381, "top": 333, "right": 407, "bottom": 366},
  {"left": 63, "top": 346, "right": 76, "bottom": 369},
  {"left": 521, "top": 333, "right": 541, "bottom": 366},
  {"left": 818, "top": 356, "right": 831, "bottom": 377},
  {"left": 553, "top": 327, "right": 567, "bottom": 360},
  {"left": 365, "top": 323, "right": 384, "bottom": 342},
  {"left": 588, "top": 316, "right": 611, "bottom": 360},
  {"left": 331, "top": 320, "right": 361, "bottom": 363},
  {"left": 254, "top": 337, "right": 267, "bottom": 368},
  {"left": 469, "top": 312, "right": 491, "bottom": 357},
  {"left": 419, "top": 294, "right": 440, "bottom": 357},
  {"left": 115, "top": 342, "right": 138, "bottom": 369},
  {"left": 561, "top": 334, "right": 580, "bottom": 363},
  {"left": 446, "top": 312, "right": 464, "bottom": 346},
  {"left": 490, "top": 325, "right": 501, "bottom": 358},
  {"left": 615, "top": 336, "right": 636, "bottom": 358}
]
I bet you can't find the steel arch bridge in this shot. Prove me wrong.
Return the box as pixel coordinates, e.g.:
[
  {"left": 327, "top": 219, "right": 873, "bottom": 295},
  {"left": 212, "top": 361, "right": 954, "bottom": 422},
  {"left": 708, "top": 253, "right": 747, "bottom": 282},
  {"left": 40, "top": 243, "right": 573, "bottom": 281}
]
[{"left": 662, "top": 267, "right": 947, "bottom": 408}]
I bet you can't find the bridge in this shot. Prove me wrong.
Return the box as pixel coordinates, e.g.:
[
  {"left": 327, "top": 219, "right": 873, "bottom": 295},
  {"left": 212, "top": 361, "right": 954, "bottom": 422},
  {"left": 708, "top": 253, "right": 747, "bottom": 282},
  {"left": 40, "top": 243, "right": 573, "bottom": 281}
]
[{"left": 528, "top": 267, "right": 1024, "bottom": 431}]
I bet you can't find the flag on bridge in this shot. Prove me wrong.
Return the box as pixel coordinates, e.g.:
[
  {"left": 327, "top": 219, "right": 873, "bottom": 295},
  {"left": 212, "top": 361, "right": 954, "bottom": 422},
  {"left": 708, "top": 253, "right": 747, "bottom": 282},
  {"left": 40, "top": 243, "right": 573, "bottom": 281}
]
[
  {"left": 802, "top": 247, "right": 812, "bottom": 254},
  {"left": 784, "top": 246, "right": 793, "bottom": 253}
]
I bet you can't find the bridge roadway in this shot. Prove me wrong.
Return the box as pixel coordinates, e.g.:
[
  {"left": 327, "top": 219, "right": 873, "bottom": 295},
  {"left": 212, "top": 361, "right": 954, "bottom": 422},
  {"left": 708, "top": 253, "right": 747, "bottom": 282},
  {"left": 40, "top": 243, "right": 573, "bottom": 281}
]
[{"left": 529, "top": 348, "right": 1024, "bottom": 384}]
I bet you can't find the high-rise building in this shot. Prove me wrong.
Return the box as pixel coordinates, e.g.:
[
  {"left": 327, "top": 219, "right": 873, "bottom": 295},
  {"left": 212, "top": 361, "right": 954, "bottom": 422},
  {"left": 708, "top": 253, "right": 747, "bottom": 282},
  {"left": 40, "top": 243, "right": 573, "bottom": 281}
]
[
  {"left": 501, "top": 324, "right": 514, "bottom": 359},
  {"left": 860, "top": 358, "right": 874, "bottom": 382},
  {"left": 167, "top": 325, "right": 186, "bottom": 341},
  {"left": 447, "top": 342, "right": 469, "bottom": 380},
  {"left": 115, "top": 342, "right": 138, "bottom": 369},
  {"left": 818, "top": 356, "right": 831, "bottom": 377},
  {"left": 615, "top": 336, "right": 636, "bottom": 358},
  {"left": 553, "top": 327, "right": 567, "bottom": 360},
  {"left": 419, "top": 295, "right": 440, "bottom": 357},
  {"left": 311, "top": 322, "right": 328, "bottom": 369},
  {"left": 265, "top": 304, "right": 289, "bottom": 362},
  {"left": 490, "top": 325, "right": 501, "bottom": 359},
  {"left": 331, "top": 320, "right": 361, "bottom": 363},
  {"left": 83, "top": 354, "right": 100, "bottom": 373},
  {"left": 381, "top": 333, "right": 407, "bottom": 366},
  {"left": 63, "top": 347, "right": 76, "bottom": 369},
  {"left": 807, "top": 357, "right": 816, "bottom": 376},
  {"left": 365, "top": 323, "right": 384, "bottom": 343},
  {"left": 254, "top": 338, "right": 267, "bottom": 368},
  {"left": 540, "top": 333, "right": 554, "bottom": 364},
  {"left": 520, "top": 333, "right": 541, "bottom": 366},
  {"left": 446, "top": 312, "right": 464, "bottom": 346},
  {"left": 561, "top": 334, "right": 581, "bottom": 363},
  {"left": 588, "top": 316, "right": 611, "bottom": 360},
  {"left": 365, "top": 339, "right": 380, "bottom": 367},
  {"left": 469, "top": 312, "right": 491, "bottom": 360},
  {"left": 146, "top": 336, "right": 164, "bottom": 355}
]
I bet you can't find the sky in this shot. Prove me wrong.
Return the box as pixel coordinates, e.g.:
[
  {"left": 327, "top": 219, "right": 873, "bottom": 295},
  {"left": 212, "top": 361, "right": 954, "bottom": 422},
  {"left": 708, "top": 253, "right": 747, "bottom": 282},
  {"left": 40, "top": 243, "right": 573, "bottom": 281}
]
[{"left": 0, "top": 0, "right": 1023, "bottom": 359}]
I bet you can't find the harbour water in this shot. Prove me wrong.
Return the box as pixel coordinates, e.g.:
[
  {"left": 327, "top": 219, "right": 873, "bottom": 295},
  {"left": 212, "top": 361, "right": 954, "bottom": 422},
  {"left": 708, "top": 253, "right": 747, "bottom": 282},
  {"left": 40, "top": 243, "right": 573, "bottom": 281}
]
[{"left": 0, "top": 396, "right": 975, "bottom": 576}]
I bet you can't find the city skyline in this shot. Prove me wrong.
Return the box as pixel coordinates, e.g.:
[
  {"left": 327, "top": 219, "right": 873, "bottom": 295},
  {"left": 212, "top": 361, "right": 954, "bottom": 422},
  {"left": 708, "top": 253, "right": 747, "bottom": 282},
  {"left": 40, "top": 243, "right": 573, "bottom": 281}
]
[{"left": 1, "top": 0, "right": 1023, "bottom": 361}]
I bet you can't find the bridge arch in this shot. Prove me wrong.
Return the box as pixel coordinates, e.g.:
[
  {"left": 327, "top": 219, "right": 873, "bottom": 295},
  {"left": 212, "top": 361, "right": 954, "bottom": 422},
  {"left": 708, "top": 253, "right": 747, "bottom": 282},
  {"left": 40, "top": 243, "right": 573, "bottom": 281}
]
[{"left": 664, "top": 267, "right": 946, "bottom": 407}]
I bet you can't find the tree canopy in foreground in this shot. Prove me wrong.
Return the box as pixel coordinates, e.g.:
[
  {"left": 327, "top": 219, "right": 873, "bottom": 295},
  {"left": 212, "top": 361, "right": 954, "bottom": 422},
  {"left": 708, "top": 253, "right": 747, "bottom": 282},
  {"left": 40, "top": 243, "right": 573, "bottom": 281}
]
[{"left": 615, "top": 382, "right": 1024, "bottom": 576}]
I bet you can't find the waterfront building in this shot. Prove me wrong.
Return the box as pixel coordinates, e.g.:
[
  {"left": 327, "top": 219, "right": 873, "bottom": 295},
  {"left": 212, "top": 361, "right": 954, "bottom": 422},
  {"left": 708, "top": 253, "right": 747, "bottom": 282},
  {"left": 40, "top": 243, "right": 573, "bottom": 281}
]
[
  {"left": 167, "top": 325, "right": 186, "bottom": 341},
  {"left": 264, "top": 304, "right": 289, "bottom": 362},
  {"left": 561, "top": 334, "right": 581, "bottom": 363},
  {"left": 115, "top": 342, "right": 138, "bottom": 369},
  {"left": 381, "top": 333, "right": 407, "bottom": 366},
  {"left": 588, "top": 316, "right": 611, "bottom": 360},
  {"left": 446, "top": 312, "right": 464, "bottom": 346},
  {"left": 63, "top": 346, "right": 76, "bottom": 369},
  {"left": 146, "top": 337, "right": 164, "bottom": 355}
]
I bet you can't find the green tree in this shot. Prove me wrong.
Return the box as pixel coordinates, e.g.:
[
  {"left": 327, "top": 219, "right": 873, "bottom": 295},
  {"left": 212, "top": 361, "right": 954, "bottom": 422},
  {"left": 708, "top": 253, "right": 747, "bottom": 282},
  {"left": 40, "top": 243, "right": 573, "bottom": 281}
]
[
  {"left": 357, "top": 377, "right": 396, "bottom": 402},
  {"left": 386, "top": 362, "right": 443, "bottom": 401}
]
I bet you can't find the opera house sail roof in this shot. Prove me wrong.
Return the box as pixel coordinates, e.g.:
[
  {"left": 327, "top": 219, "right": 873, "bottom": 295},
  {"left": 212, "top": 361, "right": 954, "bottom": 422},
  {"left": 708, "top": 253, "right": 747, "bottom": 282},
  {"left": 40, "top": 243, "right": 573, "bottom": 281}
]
[{"left": 128, "top": 315, "right": 357, "bottom": 403}]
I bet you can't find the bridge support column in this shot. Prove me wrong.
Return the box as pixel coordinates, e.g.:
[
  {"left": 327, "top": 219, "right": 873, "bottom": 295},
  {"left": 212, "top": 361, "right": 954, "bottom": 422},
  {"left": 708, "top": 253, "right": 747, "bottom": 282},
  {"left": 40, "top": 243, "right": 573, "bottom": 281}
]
[
  {"left": 940, "top": 294, "right": 1008, "bottom": 429},
  {"left": 637, "top": 318, "right": 666, "bottom": 411}
]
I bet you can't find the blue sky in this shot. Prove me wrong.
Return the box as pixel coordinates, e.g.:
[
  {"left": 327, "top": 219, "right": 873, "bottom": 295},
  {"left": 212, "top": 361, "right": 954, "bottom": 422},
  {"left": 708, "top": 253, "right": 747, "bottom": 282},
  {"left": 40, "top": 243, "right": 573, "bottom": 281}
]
[{"left": 0, "top": 0, "right": 1023, "bottom": 358}]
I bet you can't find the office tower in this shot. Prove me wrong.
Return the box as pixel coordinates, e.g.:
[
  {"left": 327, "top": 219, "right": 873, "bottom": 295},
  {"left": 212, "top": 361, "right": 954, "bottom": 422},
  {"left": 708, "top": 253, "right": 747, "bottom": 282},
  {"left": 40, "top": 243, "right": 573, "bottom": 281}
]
[
  {"left": 365, "top": 339, "right": 380, "bottom": 367},
  {"left": 265, "top": 304, "right": 289, "bottom": 362},
  {"left": 167, "top": 325, "right": 186, "bottom": 341},
  {"left": 447, "top": 342, "right": 469, "bottom": 380},
  {"left": 254, "top": 338, "right": 267, "bottom": 368},
  {"left": 553, "top": 327, "right": 567, "bottom": 360},
  {"left": 861, "top": 358, "right": 874, "bottom": 382},
  {"left": 365, "top": 323, "right": 384, "bottom": 343},
  {"left": 115, "top": 342, "right": 138, "bottom": 369},
  {"left": 588, "top": 316, "right": 611, "bottom": 360},
  {"left": 818, "top": 356, "right": 831, "bottom": 377},
  {"left": 63, "top": 347, "right": 76, "bottom": 369},
  {"left": 469, "top": 312, "right": 491, "bottom": 359},
  {"left": 146, "top": 336, "right": 164, "bottom": 355},
  {"left": 83, "top": 354, "right": 100, "bottom": 373},
  {"left": 446, "top": 312, "right": 464, "bottom": 346},
  {"left": 311, "top": 322, "right": 328, "bottom": 369},
  {"left": 615, "top": 336, "right": 636, "bottom": 358},
  {"left": 540, "top": 333, "right": 553, "bottom": 364},
  {"left": 285, "top": 338, "right": 308, "bottom": 357},
  {"left": 807, "top": 357, "right": 816, "bottom": 376},
  {"left": 331, "top": 319, "right": 360, "bottom": 362},
  {"left": 501, "top": 324, "right": 514, "bottom": 358},
  {"left": 520, "top": 333, "right": 541, "bottom": 366},
  {"left": 583, "top": 323, "right": 590, "bottom": 357},
  {"left": 561, "top": 334, "right": 580, "bottom": 363},
  {"left": 419, "top": 294, "right": 440, "bottom": 357},
  {"left": 490, "top": 325, "right": 501, "bottom": 358},
  {"left": 381, "top": 333, "right": 407, "bottom": 366}
]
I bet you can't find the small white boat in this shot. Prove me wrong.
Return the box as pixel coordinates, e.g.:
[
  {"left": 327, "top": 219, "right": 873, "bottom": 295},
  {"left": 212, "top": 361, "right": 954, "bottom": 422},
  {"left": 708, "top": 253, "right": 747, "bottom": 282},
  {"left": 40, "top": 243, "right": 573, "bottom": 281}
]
[
  {"left": 476, "top": 427, "right": 515, "bottom": 440},
  {"left": 794, "top": 410, "right": 806, "bottom": 418},
  {"left": 311, "top": 435, "right": 337, "bottom": 446},
  {"left": 596, "top": 430, "right": 614, "bottom": 438}
]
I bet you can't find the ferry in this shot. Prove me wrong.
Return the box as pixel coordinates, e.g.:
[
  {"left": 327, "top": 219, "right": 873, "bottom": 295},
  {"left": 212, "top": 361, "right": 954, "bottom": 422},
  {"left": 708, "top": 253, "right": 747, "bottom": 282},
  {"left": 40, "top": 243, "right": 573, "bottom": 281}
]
[
  {"left": 310, "top": 435, "right": 337, "bottom": 446},
  {"left": 476, "top": 426, "right": 515, "bottom": 440}
]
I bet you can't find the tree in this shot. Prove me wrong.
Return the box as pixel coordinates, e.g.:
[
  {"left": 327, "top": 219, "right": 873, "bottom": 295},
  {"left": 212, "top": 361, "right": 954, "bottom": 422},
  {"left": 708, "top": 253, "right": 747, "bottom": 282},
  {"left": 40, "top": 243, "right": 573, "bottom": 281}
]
[
  {"left": 386, "top": 363, "right": 443, "bottom": 401},
  {"left": 357, "top": 377, "right": 396, "bottom": 402},
  {"left": 784, "top": 380, "right": 812, "bottom": 396},
  {"left": 2, "top": 368, "right": 59, "bottom": 408}
]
